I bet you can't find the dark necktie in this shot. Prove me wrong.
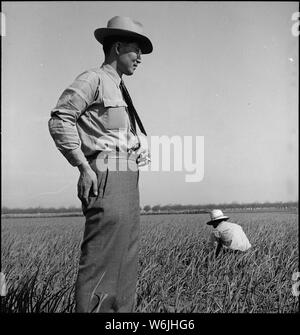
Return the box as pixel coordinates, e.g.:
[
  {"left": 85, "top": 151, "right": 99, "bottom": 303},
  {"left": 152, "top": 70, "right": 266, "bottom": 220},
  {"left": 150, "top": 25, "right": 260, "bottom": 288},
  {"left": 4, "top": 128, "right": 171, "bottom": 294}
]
[{"left": 119, "top": 80, "right": 147, "bottom": 136}]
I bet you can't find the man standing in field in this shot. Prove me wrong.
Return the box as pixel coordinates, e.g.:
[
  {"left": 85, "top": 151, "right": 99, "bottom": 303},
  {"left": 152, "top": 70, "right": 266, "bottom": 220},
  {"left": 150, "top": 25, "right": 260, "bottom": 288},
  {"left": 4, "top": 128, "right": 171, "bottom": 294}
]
[
  {"left": 207, "top": 209, "right": 251, "bottom": 257},
  {"left": 48, "top": 16, "right": 152, "bottom": 312}
]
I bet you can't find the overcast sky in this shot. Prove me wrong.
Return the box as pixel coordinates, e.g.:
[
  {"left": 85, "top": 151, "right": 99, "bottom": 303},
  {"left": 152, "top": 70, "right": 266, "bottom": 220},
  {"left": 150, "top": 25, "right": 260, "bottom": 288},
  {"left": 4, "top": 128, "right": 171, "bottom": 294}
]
[{"left": 2, "top": 1, "right": 299, "bottom": 208}]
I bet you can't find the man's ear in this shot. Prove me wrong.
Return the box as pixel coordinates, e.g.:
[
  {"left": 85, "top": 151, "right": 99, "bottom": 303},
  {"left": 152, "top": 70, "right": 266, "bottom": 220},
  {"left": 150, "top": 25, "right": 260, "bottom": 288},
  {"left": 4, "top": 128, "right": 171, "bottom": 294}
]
[{"left": 115, "top": 42, "right": 121, "bottom": 55}]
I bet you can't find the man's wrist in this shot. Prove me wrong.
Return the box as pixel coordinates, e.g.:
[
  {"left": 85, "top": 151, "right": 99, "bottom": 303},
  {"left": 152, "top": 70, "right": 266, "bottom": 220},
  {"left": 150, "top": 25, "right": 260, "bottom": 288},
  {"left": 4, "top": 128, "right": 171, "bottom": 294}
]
[
  {"left": 78, "top": 161, "right": 91, "bottom": 173},
  {"left": 63, "top": 148, "right": 89, "bottom": 167}
]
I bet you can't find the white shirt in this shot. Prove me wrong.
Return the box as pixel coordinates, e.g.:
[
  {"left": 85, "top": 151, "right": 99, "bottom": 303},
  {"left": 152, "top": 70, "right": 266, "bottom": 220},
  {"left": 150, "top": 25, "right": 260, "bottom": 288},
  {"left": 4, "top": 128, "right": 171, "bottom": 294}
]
[{"left": 209, "top": 221, "right": 251, "bottom": 252}]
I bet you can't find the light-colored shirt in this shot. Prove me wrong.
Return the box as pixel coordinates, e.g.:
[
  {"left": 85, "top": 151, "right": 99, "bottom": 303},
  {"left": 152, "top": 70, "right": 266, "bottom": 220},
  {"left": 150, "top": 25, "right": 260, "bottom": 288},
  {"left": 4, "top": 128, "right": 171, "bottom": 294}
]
[
  {"left": 209, "top": 221, "right": 251, "bottom": 252},
  {"left": 48, "top": 63, "right": 143, "bottom": 166}
]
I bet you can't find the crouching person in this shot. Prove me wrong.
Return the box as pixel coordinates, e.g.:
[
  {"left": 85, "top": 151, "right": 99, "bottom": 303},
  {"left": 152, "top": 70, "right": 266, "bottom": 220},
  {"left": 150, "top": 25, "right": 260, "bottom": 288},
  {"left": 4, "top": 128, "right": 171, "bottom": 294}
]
[{"left": 207, "top": 209, "right": 251, "bottom": 257}]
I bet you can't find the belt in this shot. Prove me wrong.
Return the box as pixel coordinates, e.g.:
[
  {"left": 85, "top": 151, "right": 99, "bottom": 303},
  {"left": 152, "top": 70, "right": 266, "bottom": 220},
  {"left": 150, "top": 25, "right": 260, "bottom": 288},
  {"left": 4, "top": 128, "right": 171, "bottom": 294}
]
[{"left": 87, "top": 150, "right": 139, "bottom": 163}]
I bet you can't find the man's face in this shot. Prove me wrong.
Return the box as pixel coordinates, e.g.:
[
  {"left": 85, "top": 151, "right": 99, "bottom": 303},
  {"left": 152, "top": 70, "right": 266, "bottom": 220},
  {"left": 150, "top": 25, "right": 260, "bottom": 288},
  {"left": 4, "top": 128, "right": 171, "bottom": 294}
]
[{"left": 116, "top": 42, "right": 142, "bottom": 76}]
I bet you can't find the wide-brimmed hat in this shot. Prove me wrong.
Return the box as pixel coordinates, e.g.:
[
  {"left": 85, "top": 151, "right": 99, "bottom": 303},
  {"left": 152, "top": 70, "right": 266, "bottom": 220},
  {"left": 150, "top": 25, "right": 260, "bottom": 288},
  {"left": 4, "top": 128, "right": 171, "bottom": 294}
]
[
  {"left": 94, "top": 16, "right": 153, "bottom": 54},
  {"left": 206, "top": 209, "right": 229, "bottom": 225}
]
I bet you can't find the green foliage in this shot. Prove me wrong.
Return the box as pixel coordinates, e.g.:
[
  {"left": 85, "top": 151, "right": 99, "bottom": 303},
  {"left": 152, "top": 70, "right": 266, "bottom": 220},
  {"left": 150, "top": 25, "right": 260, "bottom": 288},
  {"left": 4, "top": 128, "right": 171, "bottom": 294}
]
[{"left": 1, "top": 213, "right": 298, "bottom": 313}]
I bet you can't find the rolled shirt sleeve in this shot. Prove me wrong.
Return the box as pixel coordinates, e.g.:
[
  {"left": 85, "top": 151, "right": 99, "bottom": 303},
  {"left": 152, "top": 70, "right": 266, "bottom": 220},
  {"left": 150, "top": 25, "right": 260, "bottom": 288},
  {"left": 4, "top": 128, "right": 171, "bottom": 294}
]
[{"left": 48, "top": 70, "right": 99, "bottom": 166}]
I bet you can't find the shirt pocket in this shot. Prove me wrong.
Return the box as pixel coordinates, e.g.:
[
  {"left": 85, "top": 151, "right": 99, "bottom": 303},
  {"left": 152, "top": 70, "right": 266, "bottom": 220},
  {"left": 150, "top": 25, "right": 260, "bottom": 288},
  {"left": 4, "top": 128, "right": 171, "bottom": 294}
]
[{"left": 103, "top": 98, "right": 129, "bottom": 130}]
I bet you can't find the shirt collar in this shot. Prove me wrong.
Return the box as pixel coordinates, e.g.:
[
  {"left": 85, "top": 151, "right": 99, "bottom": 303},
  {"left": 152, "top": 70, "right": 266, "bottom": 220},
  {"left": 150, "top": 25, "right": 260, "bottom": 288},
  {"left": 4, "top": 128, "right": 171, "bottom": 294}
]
[{"left": 101, "top": 63, "right": 122, "bottom": 87}]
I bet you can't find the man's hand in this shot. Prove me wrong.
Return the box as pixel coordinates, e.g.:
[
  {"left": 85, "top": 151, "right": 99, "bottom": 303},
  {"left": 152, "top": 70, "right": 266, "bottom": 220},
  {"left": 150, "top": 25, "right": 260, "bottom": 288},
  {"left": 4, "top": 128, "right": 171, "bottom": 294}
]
[
  {"left": 136, "top": 150, "right": 151, "bottom": 167},
  {"left": 135, "top": 134, "right": 151, "bottom": 167},
  {"left": 215, "top": 239, "right": 223, "bottom": 258},
  {"left": 77, "top": 162, "right": 98, "bottom": 207}
]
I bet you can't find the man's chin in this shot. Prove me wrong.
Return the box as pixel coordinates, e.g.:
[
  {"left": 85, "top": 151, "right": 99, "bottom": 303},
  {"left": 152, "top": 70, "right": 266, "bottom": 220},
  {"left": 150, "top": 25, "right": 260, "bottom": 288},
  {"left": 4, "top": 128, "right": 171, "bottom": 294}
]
[
  {"left": 123, "top": 71, "right": 134, "bottom": 76},
  {"left": 127, "top": 68, "right": 136, "bottom": 75}
]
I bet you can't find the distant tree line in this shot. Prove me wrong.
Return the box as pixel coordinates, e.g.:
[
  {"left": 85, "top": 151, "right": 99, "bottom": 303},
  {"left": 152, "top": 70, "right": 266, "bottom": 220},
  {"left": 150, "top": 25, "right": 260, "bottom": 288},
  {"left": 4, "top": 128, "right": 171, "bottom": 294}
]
[
  {"left": 1, "top": 201, "right": 298, "bottom": 214},
  {"left": 143, "top": 201, "right": 298, "bottom": 212},
  {"left": 1, "top": 206, "right": 81, "bottom": 214}
]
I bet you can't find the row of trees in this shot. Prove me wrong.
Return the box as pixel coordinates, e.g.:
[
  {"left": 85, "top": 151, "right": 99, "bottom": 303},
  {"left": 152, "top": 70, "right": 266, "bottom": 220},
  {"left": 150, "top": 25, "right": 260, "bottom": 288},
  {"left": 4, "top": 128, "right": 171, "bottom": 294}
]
[
  {"left": 142, "top": 201, "right": 298, "bottom": 212},
  {"left": 1, "top": 201, "right": 298, "bottom": 214},
  {"left": 1, "top": 206, "right": 81, "bottom": 214}
]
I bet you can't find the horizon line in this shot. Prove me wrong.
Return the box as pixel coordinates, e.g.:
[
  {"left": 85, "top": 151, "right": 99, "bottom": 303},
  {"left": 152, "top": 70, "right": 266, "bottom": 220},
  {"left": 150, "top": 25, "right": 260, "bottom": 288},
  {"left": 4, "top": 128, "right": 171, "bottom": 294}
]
[{"left": 1, "top": 200, "right": 298, "bottom": 210}]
